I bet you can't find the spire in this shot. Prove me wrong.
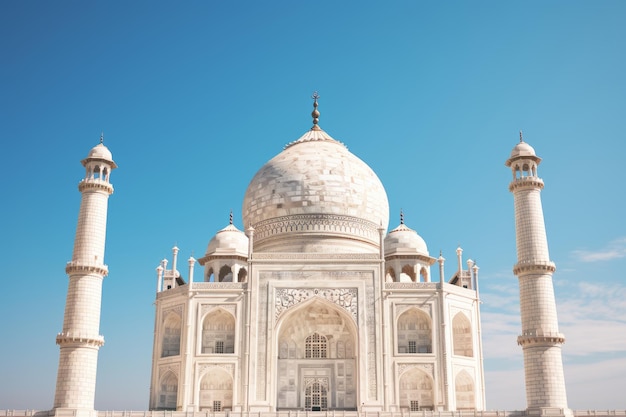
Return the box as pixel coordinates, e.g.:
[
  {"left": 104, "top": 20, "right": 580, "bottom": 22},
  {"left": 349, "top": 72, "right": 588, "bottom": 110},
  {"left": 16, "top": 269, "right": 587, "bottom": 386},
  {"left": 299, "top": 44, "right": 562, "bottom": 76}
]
[
  {"left": 311, "top": 91, "right": 321, "bottom": 131},
  {"left": 519, "top": 130, "right": 523, "bottom": 143},
  {"left": 229, "top": 210, "right": 233, "bottom": 225},
  {"left": 100, "top": 131, "right": 104, "bottom": 144},
  {"left": 400, "top": 209, "right": 404, "bottom": 225}
]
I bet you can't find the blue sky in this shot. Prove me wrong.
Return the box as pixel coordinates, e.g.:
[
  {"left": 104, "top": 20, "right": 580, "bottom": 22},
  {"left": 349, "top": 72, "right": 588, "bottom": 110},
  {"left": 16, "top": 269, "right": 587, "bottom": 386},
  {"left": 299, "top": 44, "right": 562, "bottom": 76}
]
[{"left": 1, "top": 1, "right": 625, "bottom": 412}]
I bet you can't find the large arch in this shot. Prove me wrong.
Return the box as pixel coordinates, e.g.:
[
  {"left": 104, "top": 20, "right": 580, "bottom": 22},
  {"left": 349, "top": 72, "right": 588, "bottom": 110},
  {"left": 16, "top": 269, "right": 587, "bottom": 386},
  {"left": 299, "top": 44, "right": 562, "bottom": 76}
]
[
  {"left": 397, "top": 308, "right": 432, "bottom": 354},
  {"left": 398, "top": 367, "right": 434, "bottom": 411},
  {"left": 199, "top": 367, "right": 233, "bottom": 411},
  {"left": 452, "top": 313, "right": 473, "bottom": 357},
  {"left": 202, "top": 308, "right": 235, "bottom": 354},
  {"left": 455, "top": 370, "right": 475, "bottom": 410},
  {"left": 157, "top": 371, "right": 178, "bottom": 410},
  {"left": 275, "top": 298, "right": 358, "bottom": 410},
  {"left": 161, "top": 312, "right": 181, "bottom": 357}
]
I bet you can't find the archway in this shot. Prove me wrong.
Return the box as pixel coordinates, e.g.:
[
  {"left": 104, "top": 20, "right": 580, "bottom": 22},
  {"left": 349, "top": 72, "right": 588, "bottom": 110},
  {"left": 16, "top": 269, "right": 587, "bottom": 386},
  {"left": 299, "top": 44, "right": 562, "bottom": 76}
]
[
  {"left": 398, "top": 367, "right": 434, "bottom": 411},
  {"left": 275, "top": 298, "right": 358, "bottom": 410},
  {"left": 199, "top": 367, "right": 233, "bottom": 411}
]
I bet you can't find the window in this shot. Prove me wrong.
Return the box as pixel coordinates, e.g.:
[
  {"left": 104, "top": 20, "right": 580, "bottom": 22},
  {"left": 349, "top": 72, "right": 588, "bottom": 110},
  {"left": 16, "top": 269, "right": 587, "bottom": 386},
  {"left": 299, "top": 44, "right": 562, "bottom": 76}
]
[
  {"left": 213, "top": 401, "right": 221, "bottom": 412},
  {"left": 215, "top": 341, "right": 224, "bottom": 354},
  {"left": 408, "top": 340, "right": 417, "bottom": 353},
  {"left": 410, "top": 400, "right": 419, "bottom": 411},
  {"left": 305, "top": 333, "right": 328, "bottom": 358}
]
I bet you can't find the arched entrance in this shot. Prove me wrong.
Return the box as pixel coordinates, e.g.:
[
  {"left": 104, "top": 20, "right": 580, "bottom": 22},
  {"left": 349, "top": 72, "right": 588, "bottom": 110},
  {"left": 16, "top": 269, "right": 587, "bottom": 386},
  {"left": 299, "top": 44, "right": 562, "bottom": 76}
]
[{"left": 275, "top": 298, "right": 358, "bottom": 410}]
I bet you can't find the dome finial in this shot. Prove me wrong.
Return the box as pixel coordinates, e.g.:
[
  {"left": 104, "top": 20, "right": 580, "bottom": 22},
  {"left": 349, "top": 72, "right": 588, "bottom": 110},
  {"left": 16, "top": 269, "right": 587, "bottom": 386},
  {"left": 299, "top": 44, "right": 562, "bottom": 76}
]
[
  {"left": 100, "top": 131, "right": 104, "bottom": 144},
  {"left": 519, "top": 130, "right": 524, "bottom": 143},
  {"left": 400, "top": 209, "right": 404, "bottom": 225},
  {"left": 311, "top": 91, "right": 321, "bottom": 131},
  {"left": 229, "top": 210, "right": 233, "bottom": 225}
]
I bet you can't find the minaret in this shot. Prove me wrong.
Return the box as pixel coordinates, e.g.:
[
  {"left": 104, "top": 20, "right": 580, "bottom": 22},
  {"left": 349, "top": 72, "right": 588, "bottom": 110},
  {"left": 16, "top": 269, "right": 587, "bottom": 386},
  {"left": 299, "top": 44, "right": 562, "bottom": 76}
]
[
  {"left": 53, "top": 136, "right": 117, "bottom": 417},
  {"left": 506, "top": 132, "right": 570, "bottom": 415}
]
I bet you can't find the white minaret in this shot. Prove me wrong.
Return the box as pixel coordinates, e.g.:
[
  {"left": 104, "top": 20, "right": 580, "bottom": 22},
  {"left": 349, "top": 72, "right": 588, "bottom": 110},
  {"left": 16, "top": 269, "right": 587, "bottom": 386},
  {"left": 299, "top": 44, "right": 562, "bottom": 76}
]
[
  {"left": 506, "top": 132, "right": 570, "bottom": 416},
  {"left": 53, "top": 136, "right": 117, "bottom": 417}
]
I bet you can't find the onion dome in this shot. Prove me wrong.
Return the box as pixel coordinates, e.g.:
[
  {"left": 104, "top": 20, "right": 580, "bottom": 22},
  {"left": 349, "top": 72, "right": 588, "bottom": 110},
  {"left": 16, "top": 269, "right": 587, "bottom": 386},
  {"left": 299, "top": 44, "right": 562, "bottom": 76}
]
[
  {"left": 205, "top": 215, "right": 249, "bottom": 258},
  {"left": 82, "top": 133, "right": 117, "bottom": 168},
  {"left": 506, "top": 131, "right": 541, "bottom": 166},
  {"left": 384, "top": 211, "right": 429, "bottom": 256},
  {"left": 242, "top": 93, "right": 389, "bottom": 253}
]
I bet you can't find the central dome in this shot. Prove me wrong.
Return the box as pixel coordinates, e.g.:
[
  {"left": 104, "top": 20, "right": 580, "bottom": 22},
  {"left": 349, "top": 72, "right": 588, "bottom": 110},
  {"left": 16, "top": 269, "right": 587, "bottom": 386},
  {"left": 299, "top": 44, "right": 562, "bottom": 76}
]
[{"left": 242, "top": 124, "right": 389, "bottom": 253}]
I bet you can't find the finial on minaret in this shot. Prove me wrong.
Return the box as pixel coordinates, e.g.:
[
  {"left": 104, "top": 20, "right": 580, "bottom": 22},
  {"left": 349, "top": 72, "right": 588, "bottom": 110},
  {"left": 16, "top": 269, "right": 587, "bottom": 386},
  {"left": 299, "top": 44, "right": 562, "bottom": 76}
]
[
  {"left": 400, "top": 209, "right": 404, "bottom": 225},
  {"left": 100, "top": 131, "right": 104, "bottom": 144},
  {"left": 229, "top": 210, "right": 233, "bottom": 225},
  {"left": 311, "top": 91, "right": 321, "bottom": 131},
  {"left": 519, "top": 130, "right": 524, "bottom": 143}
]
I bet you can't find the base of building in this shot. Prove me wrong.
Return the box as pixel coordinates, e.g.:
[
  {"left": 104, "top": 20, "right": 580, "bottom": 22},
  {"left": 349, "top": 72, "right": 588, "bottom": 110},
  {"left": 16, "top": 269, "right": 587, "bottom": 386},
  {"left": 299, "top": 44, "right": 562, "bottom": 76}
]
[
  {"left": 49, "top": 408, "right": 99, "bottom": 417},
  {"left": 526, "top": 407, "right": 573, "bottom": 417}
]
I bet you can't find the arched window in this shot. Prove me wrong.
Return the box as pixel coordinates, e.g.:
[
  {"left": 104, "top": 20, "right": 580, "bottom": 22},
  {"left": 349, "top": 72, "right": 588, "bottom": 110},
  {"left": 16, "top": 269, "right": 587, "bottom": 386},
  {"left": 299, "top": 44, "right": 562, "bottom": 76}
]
[
  {"left": 420, "top": 267, "right": 428, "bottom": 282},
  {"left": 199, "top": 368, "right": 233, "bottom": 411},
  {"left": 386, "top": 267, "right": 396, "bottom": 282},
  {"left": 238, "top": 267, "right": 248, "bottom": 282},
  {"left": 399, "top": 368, "right": 433, "bottom": 411},
  {"left": 401, "top": 265, "right": 416, "bottom": 282},
  {"left": 202, "top": 309, "right": 235, "bottom": 354},
  {"left": 305, "top": 333, "right": 327, "bottom": 358},
  {"left": 219, "top": 265, "right": 232, "bottom": 282},
  {"left": 161, "top": 313, "right": 181, "bottom": 357},
  {"left": 205, "top": 268, "right": 214, "bottom": 282},
  {"left": 305, "top": 380, "right": 328, "bottom": 411},
  {"left": 455, "top": 371, "right": 475, "bottom": 410},
  {"left": 158, "top": 372, "right": 178, "bottom": 410},
  {"left": 452, "top": 313, "right": 473, "bottom": 357},
  {"left": 397, "top": 309, "right": 432, "bottom": 354}
]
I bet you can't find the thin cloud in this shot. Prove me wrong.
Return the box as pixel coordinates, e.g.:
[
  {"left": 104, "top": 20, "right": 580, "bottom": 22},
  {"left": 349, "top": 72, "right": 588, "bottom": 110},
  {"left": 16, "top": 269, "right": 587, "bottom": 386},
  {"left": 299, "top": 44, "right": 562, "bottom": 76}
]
[{"left": 572, "top": 237, "right": 626, "bottom": 262}]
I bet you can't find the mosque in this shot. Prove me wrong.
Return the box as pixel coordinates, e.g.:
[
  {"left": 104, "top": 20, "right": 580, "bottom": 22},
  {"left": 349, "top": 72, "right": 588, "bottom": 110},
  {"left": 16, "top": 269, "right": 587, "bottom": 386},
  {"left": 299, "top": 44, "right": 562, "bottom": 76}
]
[{"left": 48, "top": 95, "right": 572, "bottom": 417}]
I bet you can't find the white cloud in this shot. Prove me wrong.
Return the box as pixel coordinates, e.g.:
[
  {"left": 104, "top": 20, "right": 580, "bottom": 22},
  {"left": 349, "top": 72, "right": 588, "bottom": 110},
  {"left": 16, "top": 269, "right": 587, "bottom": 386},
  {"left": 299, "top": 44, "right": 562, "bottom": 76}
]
[{"left": 572, "top": 237, "right": 626, "bottom": 262}]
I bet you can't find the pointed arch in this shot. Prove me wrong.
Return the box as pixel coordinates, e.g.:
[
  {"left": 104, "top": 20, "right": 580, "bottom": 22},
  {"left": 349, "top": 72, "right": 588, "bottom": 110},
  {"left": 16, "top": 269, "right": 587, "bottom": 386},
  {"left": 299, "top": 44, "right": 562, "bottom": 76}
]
[
  {"left": 161, "top": 312, "right": 181, "bottom": 357},
  {"left": 420, "top": 266, "right": 428, "bottom": 282},
  {"left": 455, "top": 370, "right": 475, "bottom": 410},
  {"left": 237, "top": 267, "right": 248, "bottom": 282},
  {"left": 199, "top": 367, "right": 233, "bottom": 411},
  {"left": 452, "top": 312, "right": 473, "bottom": 357},
  {"left": 275, "top": 298, "right": 358, "bottom": 410},
  {"left": 397, "top": 308, "right": 432, "bottom": 354},
  {"left": 398, "top": 367, "right": 434, "bottom": 411},
  {"left": 205, "top": 267, "right": 214, "bottom": 282},
  {"left": 157, "top": 371, "right": 178, "bottom": 410},
  {"left": 218, "top": 265, "right": 232, "bottom": 282},
  {"left": 202, "top": 308, "right": 235, "bottom": 354},
  {"left": 401, "top": 264, "right": 416, "bottom": 282}
]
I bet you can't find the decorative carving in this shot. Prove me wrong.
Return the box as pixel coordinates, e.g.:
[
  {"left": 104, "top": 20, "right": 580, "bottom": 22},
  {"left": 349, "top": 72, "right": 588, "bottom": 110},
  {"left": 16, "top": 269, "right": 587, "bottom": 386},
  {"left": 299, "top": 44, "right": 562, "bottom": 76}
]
[
  {"left": 163, "top": 305, "right": 183, "bottom": 318},
  {"left": 366, "top": 286, "right": 377, "bottom": 398},
  {"left": 254, "top": 253, "right": 380, "bottom": 260},
  {"left": 397, "top": 363, "right": 434, "bottom": 377},
  {"left": 275, "top": 288, "right": 358, "bottom": 322},
  {"left": 201, "top": 304, "right": 236, "bottom": 317},
  {"left": 198, "top": 363, "right": 234, "bottom": 378},
  {"left": 304, "top": 377, "right": 329, "bottom": 388},
  {"left": 192, "top": 282, "right": 246, "bottom": 290},
  {"left": 253, "top": 213, "right": 380, "bottom": 244},
  {"left": 385, "top": 282, "right": 438, "bottom": 290},
  {"left": 159, "top": 364, "right": 179, "bottom": 378}
]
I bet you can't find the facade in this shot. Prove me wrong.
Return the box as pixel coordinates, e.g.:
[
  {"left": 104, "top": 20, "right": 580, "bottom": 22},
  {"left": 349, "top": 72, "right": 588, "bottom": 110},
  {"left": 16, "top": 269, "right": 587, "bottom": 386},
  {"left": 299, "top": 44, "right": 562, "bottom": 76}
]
[{"left": 148, "top": 99, "right": 486, "bottom": 412}]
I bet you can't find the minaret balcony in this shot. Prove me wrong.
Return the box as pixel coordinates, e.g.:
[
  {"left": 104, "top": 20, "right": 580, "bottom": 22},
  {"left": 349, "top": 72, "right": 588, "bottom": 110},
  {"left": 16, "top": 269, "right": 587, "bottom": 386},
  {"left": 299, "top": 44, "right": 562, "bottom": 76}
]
[
  {"left": 509, "top": 177, "right": 544, "bottom": 192},
  {"left": 517, "top": 331, "right": 565, "bottom": 346},
  {"left": 65, "top": 261, "right": 109, "bottom": 276},
  {"left": 513, "top": 260, "right": 556, "bottom": 275},
  {"left": 56, "top": 332, "right": 105, "bottom": 347},
  {"left": 78, "top": 179, "right": 114, "bottom": 194}
]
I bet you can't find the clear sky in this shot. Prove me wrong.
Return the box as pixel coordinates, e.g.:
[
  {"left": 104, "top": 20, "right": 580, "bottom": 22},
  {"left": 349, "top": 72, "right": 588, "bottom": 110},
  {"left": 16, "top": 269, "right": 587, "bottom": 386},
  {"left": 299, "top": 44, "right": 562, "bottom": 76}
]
[{"left": 1, "top": 0, "right": 625, "bottom": 412}]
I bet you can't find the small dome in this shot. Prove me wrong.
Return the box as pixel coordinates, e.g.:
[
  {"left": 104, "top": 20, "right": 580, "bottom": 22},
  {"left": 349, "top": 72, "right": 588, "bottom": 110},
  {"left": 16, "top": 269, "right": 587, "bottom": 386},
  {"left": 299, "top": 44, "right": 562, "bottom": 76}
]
[
  {"left": 509, "top": 141, "right": 537, "bottom": 159},
  {"left": 384, "top": 223, "right": 429, "bottom": 256},
  {"left": 82, "top": 143, "right": 117, "bottom": 168},
  {"left": 205, "top": 224, "right": 249, "bottom": 257}
]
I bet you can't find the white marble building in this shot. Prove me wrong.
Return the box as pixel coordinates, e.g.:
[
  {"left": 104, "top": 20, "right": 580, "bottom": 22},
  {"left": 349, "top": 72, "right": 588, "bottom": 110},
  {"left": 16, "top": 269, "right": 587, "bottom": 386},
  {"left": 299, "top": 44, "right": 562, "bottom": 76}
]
[{"left": 148, "top": 97, "right": 486, "bottom": 413}]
